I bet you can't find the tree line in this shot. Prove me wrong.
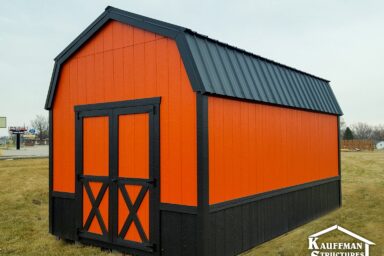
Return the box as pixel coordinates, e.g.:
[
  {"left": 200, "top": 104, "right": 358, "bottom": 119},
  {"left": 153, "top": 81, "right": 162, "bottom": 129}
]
[{"left": 341, "top": 119, "right": 384, "bottom": 141}]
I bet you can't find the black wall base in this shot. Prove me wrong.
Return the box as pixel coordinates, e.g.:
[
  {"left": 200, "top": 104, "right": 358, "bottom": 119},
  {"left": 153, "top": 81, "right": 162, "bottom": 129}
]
[
  {"left": 50, "top": 179, "right": 340, "bottom": 256},
  {"left": 206, "top": 179, "right": 340, "bottom": 256},
  {"left": 50, "top": 197, "right": 198, "bottom": 256},
  {"left": 160, "top": 209, "right": 197, "bottom": 256},
  {"left": 51, "top": 195, "right": 77, "bottom": 241}
]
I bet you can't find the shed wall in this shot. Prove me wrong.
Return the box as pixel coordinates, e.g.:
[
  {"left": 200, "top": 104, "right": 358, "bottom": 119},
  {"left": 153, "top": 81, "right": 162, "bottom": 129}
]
[
  {"left": 52, "top": 21, "right": 197, "bottom": 206},
  {"left": 208, "top": 96, "right": 338, "bottom": 204}
]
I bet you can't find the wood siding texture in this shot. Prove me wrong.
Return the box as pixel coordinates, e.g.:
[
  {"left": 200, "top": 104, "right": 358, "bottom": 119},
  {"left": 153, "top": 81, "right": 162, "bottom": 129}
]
[
  {"left": 53, "top": 21, "right": 197, "bottom": 206},
  {"left": 208, "top": 96, "right": 338, "bottom": 204}
]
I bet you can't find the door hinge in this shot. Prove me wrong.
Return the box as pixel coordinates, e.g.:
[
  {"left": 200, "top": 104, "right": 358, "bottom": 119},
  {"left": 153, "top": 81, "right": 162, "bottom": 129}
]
[
  {"left": 146, "top": 178, "right": 157, "bottom": 187},
  {"left": 77, "top": 174, "right": 83, "bottom": 180}
]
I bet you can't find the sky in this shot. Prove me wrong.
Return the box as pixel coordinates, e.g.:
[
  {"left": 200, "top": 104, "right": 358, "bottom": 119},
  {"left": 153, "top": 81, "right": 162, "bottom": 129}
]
[{"left": 0, "top": 0, "right": 383, "bottom": 136}]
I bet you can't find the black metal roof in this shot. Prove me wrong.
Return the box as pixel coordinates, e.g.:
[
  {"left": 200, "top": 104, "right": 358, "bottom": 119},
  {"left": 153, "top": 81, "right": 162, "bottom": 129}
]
[{"left": 45, "top": 6, "right": 342, "bottom": 115}]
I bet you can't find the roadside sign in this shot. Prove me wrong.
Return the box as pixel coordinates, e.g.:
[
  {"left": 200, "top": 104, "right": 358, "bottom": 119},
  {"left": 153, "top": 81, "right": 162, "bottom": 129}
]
[{"left": 0, "top": 117, "right": 6, "bottom": 128}]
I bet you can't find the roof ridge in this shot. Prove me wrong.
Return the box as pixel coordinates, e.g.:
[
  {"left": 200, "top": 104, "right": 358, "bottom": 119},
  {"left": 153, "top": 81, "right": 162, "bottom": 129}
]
[{"left": 106, "top": 6, "right": 186, "bottom": 32}]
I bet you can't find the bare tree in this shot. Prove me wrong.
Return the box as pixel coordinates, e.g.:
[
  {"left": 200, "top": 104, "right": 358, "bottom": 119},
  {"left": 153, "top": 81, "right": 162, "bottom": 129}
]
[
  {"left": 372, "top": 125, "right": 384, "bottom": 142},
  {"left": 31, "top": 115, "right": 49, "bottom": 143},
  {"left": 351, "top": 122, "right": 373, "bottom": 140}
]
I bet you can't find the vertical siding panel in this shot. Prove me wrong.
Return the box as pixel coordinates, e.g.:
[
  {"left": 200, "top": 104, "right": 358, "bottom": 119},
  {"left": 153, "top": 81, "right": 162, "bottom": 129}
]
[
  {"left": 209, "top": 98, "right": 225, "bottom": 204},
  {"left": 63, "top": 64, "right": 72, "bottom": 192},
  {"left": 286, "top": 110, "right": 294, "bottom": 186},
  {"left": 53, "top": 64, "right": 70, "bottom": 191},
  {"left": 123, "top": 46, "right": 134, "bottom": 98},
  {"left": 94, "top": 29, "right": 104, "bottom": 54},
  {"left": 103, "top": 22, "right": 113, "bottom": 51},
  {"left": 77, "top": 57, "right": 87, "bottom": 104},
  {"left": 113, "top": 48, "right": 124, "bottom": 101},
  {"left": 223, "top": 99, "right": 233, "bottom": 201},
  {"left": 122, "top": 24, "right": 133, "bottom": 47},
  {"left": 144, "top": 30, "right": 156, "bottom": 42},
  {"left": 133, "top": 43, "right": 145, "bottom": 98},
  {"left": 217, "top": 99, "right": 225, "bottom": 203},
  {"left": 180, "top": 64, "right": 197, "bottom": 205},
  {"left": 94, "top": 53, "right": 104, "bottom": 102},
  {"left": 168, "top": 40, "right": 182, "bottom": 204},
  {"left": 255, "top": 104, "right": 263, "bottom": 193},
  {"left": 156, "top": 38, "right": 171, "bottom": 204},
  {"left": 248, "top": 103, "right": 257, "bottom": 193},
  {"left": 233, "top": 101, "right": 242, "bottom": 199},
  {"left": 103, "top": 51, "right": 114, "bottom": 101},
  {"left": 85, "top": 55, "right": 95, "bottom": 103},
  {"left": 112, "top": 22, "right": 124, "bottom": 49},
  {"left": 144, "top": 41, "right": 157, "bottom": 98},
  {"left": 240, "top": 102, "right": 249, "bottom": 198},
  {"left": 66, "top": 58, "right": 78, "bottom": 193},
  {"left": 68, "top": 59, "right": 77, "bottom": 187},
  {"left": 208, "top": 98, "right": 216, "bottom": 204},
  {"left": 69, "top": 59, "right": 79, "bottom": 106},
  {"left": 133, "top": 27, "right": 145, "bottom": 45}
]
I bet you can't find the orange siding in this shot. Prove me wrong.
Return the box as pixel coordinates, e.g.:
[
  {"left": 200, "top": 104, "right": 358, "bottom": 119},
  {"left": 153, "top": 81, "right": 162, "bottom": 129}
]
[
  {"left": 208, "top": 96, "right": 338, "bottom": 205},
  {"left": 53, "top": 21, "right": 197, "bottom": 206}
]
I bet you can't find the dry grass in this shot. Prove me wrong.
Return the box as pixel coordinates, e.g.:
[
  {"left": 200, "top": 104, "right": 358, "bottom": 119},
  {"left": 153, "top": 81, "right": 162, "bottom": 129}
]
[
  {"left": 243, "top": 152, "right": 384, "bottom": 255},
  {"left": 0, "top": 159, "right": 108, "bottom": 255},
  {"left": 0, "top": 152, "right": 383, "bottom": 255}
]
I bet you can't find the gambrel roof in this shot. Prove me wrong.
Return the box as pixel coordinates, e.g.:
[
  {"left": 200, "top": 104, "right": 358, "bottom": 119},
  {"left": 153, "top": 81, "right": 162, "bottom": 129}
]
[{"left": 45, "top": 6, "right": 342, "bottom": 115}]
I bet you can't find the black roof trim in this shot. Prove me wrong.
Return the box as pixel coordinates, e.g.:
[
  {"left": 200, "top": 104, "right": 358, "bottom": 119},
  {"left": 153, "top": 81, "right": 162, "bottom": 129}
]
[
  {"left": 54, "top": 6, "right": 184, "bottom": 61},
  {"left": 45, "top": 6, "right": 342, "bottom": 115}
]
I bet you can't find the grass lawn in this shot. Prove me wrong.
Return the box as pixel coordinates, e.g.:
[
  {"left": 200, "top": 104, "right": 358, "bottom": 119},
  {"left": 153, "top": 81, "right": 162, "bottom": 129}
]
[
  {"left": 244, "top": 151, "right": 384, "bottom": 255},
  {"left": 0, "top": 152, "right": 383, "bottom": 255}
]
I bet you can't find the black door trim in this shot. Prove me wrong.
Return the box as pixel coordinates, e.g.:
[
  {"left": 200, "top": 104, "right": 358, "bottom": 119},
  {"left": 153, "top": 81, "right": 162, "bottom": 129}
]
[
  {"left": 74, "top": 97, "right": 161, "bottom": 112},
  {"left": 75, "top": 97, "right": 161, "bottom": 255}
]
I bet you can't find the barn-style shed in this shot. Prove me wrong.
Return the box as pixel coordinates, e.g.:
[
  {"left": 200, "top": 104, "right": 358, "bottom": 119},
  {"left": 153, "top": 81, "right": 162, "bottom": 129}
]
[{"left": 45, "top": 6, "right": 343, "bottom": 256}]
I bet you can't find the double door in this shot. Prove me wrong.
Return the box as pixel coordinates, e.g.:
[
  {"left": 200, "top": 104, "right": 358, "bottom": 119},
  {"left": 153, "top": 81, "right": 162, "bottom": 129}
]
[{"left": 75, "top": 98, "right": 160, "bottom": 254}]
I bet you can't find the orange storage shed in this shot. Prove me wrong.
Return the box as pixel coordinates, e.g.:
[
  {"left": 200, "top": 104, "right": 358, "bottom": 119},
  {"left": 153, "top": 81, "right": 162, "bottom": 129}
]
[{"left": 45, "top": 6, "right": 343, "bottom": 256}]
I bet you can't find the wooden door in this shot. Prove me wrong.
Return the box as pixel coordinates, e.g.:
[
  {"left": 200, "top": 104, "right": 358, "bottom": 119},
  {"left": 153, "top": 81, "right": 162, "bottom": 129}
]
[{"left": 75, "top": 98, "right": 160, "bottom": 254}]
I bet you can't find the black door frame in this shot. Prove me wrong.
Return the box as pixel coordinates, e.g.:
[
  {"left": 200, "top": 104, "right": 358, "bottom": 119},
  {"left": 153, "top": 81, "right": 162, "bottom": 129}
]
[{"left": 75, "top": 97, "right": 161, "bottom": 254}]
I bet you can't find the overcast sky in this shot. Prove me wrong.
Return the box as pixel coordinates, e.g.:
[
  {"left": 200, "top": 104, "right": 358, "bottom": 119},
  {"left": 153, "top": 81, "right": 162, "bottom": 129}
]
[{"left": 1, "top": 0, "right": 383, "bottom": 136}]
